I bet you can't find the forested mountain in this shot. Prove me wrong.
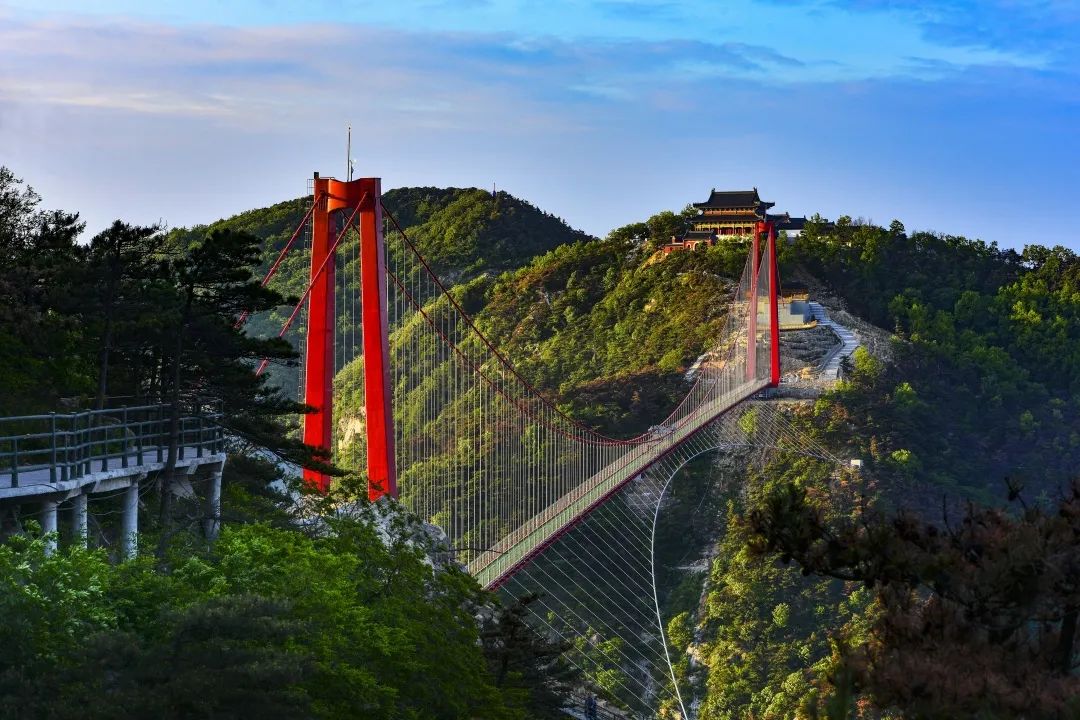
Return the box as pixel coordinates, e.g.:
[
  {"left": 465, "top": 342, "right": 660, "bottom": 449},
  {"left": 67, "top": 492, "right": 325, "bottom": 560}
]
[
  {"left": 0, "top": 173, "right": 587, "bottom": 720},
  {"left": 188, "top": 186, "right": 743, "bottom": 440},
  {"left": 691, "top": 220, "right": 1080, "bottom": 719},
  {"left": 784, "top": 218, "right": 1079, "bottom": 504},
  {"left": 165, "top": 187, "right": 592, "bottom": 400},
  {"left": 3, "top": 164, "right": 1079, "bottom": 719},
  {"left": 250, "top": 188, "right": 1078, "bottom": 717},
  {"left": 171, "top": 186, "right": 591, "bottom": 300}
]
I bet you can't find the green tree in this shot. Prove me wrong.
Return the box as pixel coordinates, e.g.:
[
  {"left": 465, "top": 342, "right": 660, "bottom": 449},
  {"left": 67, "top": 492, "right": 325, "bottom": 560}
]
[
  {"left": 0, "top": 167, "right": 89, "bottom": 412},
  {"left": 65, "top": 595, "right": 313, "bottom": 720},
  {"left": 482, "top": 594, "right": 581, "bottom": 719},
  {"left": 154, "top": 228, "right": 301, "bottom": 555},
  {"left": 78, "top": 221, "right": 165, "bottom": 408},
  {"left": 0, "top": 515, "right": 529, "bottom": 720},
  {"left": 745, "top": 477, "right": 1080, "bottom": 718}
]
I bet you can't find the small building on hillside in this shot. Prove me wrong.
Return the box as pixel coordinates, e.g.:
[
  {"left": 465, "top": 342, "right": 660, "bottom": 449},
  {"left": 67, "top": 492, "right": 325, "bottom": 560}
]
[
  {"left": 775, "top": 283, "right": 814, "bottom": 327},
  {"left": 767, "top": 212, "right": 810, "bottom": 239},
  {"left": 661, "top": 229, "right": 718, "bottom": 255}
]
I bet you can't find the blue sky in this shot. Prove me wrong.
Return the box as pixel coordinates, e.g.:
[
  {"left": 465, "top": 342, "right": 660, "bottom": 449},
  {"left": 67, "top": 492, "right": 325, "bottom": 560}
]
[{"left": 0, "top": 0, "right": 1077, "bottom": 248}]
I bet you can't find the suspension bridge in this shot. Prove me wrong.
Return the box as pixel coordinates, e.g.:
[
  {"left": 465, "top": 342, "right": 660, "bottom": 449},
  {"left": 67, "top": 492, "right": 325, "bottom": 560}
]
[
  {"left": 260, "top": 175, "right": 807, "bottom": 717},
  {"left": 0, "top": 174, "right": 842, "bottom": 718},
  {"left": 263, "top": 175, "right": 782, "bottom": 590}
]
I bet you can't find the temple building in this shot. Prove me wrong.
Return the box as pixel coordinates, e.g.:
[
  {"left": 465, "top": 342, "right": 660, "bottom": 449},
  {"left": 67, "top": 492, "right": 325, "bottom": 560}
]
[
  {"left": 661, "top": 187, "right": 813, "bottom": 255},
  {"left": 690, "top": 188, "right": 775, "bottom": 238},
  {"left": 766, "top": 212, "right": 810, "bottom": 238}
]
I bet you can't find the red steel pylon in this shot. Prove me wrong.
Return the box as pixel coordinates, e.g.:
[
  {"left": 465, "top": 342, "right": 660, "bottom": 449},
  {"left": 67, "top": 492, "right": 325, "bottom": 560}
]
[
  {"left": 749, "top": 220, "right": 781, "bottom": 386},
  {"left": 767, "top": 221, "right": 781, "bottom": 387},
  {"left": 302, "top": 174, "right": 397, "bottom": 500}
]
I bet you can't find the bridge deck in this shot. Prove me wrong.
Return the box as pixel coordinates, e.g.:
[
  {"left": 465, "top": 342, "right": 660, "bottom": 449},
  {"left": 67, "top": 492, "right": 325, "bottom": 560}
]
[
  {"left": 0, "top": 404, "right": 225, "bottom": 503},
  {"left": 0, "top": 446, "right": 226, "bottom": 501},
  {"left": 471, "top": 379, "right": 768, "bottom": 588}
]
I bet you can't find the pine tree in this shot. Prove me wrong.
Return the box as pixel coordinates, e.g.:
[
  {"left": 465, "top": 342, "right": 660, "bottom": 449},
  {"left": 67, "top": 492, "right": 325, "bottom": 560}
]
[{"left": 153, "top": 228, "right": 302, "bottom": 556}]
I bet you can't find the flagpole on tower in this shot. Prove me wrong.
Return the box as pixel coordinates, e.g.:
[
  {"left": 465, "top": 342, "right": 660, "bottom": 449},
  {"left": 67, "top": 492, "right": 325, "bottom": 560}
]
[{"left": 346, "top": 124, "right": 353, "bottom": 181}]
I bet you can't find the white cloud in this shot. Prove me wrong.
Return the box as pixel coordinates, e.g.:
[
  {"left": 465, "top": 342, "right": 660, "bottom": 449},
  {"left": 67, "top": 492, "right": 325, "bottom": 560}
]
[{"left": 0, "top": 8, "right": 1073, "bottom": 251}]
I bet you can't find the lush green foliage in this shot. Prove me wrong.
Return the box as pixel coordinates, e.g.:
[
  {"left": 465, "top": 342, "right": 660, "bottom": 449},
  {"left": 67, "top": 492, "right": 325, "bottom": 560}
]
[
  {"left": 479, "top": 235, "right": 748, "bottom": 404},
  {"left": 785, "top": 216, "right": 1023, "bottom": 328},
  {"left": 786, "top": 222, "right": 1080, "bottom": 502},
  {"left": 694, "top": 218, "right": 1080, "bottom": 718},
  {"left": 745, "top": 456, "right": 1080, "bottom": 718},
  {"left": 699, "top": 509, "right": 872, "bottom": 720},
  {"left": 8, "top": 162, "right": 1080, "bottom": 719},
  {"left": 0, "top": 514, "right": 529, "bottom": 720}
]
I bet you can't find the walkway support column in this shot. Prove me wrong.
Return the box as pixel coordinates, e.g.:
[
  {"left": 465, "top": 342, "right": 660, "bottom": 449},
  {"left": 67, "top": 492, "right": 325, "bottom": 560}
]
[
  {"left": 73, "top": 492, "right": 88, "bottom": 548},
  {"left": 767, "top": 222, "right": 781, "bottom": 387},
  {"left": 41, "top": 499, "right": 58, "bottom": 555},
  {"left": 203, "top": 469, "right": 222, "bottom": 541},
  {"left": 302, "top": 176, "right": 396, "bottom": 500},
  {"left": 121, "top": 482, "right": 138, "bottom": 560}
]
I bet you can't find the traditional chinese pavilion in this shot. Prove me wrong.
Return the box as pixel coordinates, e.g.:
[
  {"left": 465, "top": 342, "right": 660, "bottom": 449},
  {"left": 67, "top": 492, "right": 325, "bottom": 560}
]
[
  {"left": 690, "top": 188, "right": 774, "bottom": 237},
  {"left": 662, "top": 188, "right": 813, "bottom": 255}
]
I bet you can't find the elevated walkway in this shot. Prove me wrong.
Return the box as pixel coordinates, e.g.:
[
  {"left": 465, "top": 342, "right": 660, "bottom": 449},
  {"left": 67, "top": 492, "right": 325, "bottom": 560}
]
[{"left": 0, "top": 404, "right": 226, "bottom": 556}]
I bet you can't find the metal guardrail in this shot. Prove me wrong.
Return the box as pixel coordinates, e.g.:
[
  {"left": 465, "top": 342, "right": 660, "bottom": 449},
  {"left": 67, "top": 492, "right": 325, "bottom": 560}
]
[{"left": 0, "top": 402, "right": 224, "bottom": 488}]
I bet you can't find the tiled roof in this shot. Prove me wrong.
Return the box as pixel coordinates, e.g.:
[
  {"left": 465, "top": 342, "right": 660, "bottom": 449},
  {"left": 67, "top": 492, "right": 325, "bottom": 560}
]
[
  {"left": 692, "top": 187, "right": 775, "bottom": 211},
  {"left": 767, "top": 213, "right": 807, "bottom": 231}
]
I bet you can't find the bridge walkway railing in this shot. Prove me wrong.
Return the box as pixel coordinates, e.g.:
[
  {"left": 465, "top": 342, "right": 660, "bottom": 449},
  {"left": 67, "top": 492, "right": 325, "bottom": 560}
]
[{"left": 0, "top": 403, "right": 225, "bottom": 491}]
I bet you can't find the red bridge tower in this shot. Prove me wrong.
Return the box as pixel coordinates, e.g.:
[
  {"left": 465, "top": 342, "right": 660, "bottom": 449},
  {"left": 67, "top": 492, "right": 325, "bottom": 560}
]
[{"left": 302, "top": 175, "right": 397, "bottom": 500}]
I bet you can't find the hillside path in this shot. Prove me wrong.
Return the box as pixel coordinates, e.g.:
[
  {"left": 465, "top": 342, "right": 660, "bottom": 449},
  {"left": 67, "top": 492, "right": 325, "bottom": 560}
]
[{"left": 808, "top": 302, "right": 860, "bottom": 380}]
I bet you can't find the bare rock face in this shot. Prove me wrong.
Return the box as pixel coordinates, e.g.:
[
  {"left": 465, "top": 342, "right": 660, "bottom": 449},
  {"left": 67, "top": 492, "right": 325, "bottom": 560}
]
[
  {"left": 780, "top": 324, "right": 842, "bottom": 372},
  {"left": 789, "top": 267, "right": 894, "bottom": 364},
  {"left": 329, "top": 497, "right": 457, "bottom": 571},
  {"left": 337, "top": 412, "right": 366, "bottom": 449}
]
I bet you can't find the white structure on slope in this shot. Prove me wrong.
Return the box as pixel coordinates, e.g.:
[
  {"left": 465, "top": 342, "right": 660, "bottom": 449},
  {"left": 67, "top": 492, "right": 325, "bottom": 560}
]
[{"left": 808, "top": 302, "right": 860, "bottom": 380}]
